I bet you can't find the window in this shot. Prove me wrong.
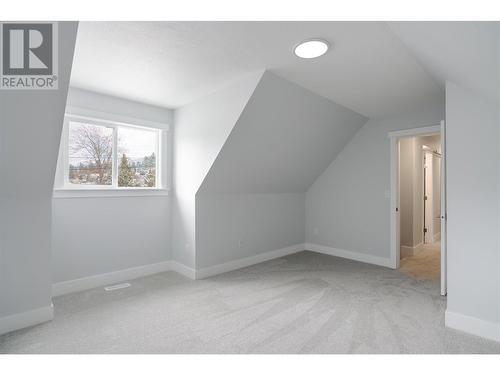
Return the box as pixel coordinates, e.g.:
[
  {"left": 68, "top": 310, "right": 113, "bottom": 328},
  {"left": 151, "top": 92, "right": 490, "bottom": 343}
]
[
  {"left": 117, "top": 126, "right": 157, "bottom": 188},
  {"left": 55, "top": 111, "right": 167, "bottom": 196},
  {"left": 68, "top": 122, "right": 113, "bottom": 186}
]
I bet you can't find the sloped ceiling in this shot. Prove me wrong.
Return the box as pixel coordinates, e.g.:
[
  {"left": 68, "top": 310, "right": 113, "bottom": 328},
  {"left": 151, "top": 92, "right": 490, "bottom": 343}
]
[
  {"left": 0, "top": 22, "right": 78, "bottom": 319},
  {"left": 388, "top": 21, "right": 500, "bottom": 104},
  {"left": 71, "top": 21, "right": 443, "bottom": 117},
  {"left": 174, "top": 71, "right": 263, "bottom": 196},
  {"left": 199, "top": 72, "right": 368, "bottom": 194},
  {"left": 172, "top": 71, "right": 263, "bottom": 268}
]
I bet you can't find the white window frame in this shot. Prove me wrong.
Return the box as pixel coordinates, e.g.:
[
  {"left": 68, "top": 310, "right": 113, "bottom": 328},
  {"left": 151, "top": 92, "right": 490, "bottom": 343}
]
[{"left": 54, "top": 107, "right": 169, "bottom": 198}]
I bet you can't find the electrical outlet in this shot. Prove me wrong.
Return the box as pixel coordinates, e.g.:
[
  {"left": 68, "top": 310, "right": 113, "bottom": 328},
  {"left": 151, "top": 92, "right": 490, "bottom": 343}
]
[{"left": 238, "top": 239, "right": 244, "bottom": 248}]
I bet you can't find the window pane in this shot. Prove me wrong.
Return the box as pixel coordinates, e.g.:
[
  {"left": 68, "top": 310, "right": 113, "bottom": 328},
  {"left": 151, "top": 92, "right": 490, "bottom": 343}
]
[
  {"left": 68, "top": 122, "right": 113, "bottom": 185},
  {"left": 117, "top": 126, "right": 157, "bottom": 187}
]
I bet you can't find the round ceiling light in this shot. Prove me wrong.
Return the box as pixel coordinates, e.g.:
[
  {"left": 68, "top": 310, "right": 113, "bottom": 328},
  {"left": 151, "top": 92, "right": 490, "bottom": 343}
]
[{"left": 294, "top": 39, "right": 330, "bottom": 59}]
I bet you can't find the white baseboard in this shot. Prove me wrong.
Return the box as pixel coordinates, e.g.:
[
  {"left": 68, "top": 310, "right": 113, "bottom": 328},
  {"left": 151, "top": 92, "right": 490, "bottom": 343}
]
[
  {"left": 197, "top": 243, "right": 392, "bottom": 278},
  {"left": 445, "top": 310, "right": 500, "bottom": 342},
  {"left": 400, "top": 246, "right": 413, "bottom": 258},
  {"left": 400, "top": 243, "right": 423, "bottom": 258},
  {"left": 52, "top": 261, "right": 174, "bottom": 297},
  {"left": 0, "top": 304, "right": 54, "bottom": 336},
  {"left": 51, "top": 243, "right": 392, "bottom": 296},
  {"left": 196, "top": 244, "right": 304, "bottom": 279},
  {"left": 169, "top": 261, "right": 196, "bottom": 280},
  {"left": 304, "top": 243, "right": 392, "bottom": 268}
]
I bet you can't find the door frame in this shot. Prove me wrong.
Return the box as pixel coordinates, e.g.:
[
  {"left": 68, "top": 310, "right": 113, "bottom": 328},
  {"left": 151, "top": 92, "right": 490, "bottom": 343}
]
[{"left": 388, "top": 124, "right": 445, "bottom": 279}]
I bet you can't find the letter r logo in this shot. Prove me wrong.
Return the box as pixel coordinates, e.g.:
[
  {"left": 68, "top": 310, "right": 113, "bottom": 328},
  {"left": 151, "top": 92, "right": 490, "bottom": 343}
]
[{"left": 2, "top": 23, "right": 53, "bottom": 75}]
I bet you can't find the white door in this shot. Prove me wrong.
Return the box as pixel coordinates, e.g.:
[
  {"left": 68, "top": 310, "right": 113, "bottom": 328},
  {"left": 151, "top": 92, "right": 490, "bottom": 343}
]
[
  {"left": 423, "top": 152, "right": 434, "bottom": 244},
  {"left": 440, "top": 120, "right": 447, "bottom": 296},
  {"left": 432, "top": 154, "right": 442, "bottom": 243}
]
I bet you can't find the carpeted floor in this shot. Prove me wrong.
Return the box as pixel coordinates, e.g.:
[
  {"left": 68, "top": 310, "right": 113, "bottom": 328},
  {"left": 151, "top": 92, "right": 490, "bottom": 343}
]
[
  {"left": 1, "top": 250, "right": 499, "bottom": 354},
  {"left": 400, "top": 242, "right": 441, "bottom": 281}
]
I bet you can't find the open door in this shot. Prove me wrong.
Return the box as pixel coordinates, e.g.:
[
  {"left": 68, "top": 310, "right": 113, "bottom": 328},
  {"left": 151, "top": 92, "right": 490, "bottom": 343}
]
[
  {"left": 423, "top": 152, "right": 434, "bottom": 244},
  {"left": 440, "top": 120, "right": 447, "bottom": 296}
]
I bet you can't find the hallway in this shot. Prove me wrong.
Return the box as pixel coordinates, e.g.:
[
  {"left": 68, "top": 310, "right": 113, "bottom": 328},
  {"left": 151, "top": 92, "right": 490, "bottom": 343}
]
[{"left": 399, "top": 241, "right": 440, "bottom": 281}]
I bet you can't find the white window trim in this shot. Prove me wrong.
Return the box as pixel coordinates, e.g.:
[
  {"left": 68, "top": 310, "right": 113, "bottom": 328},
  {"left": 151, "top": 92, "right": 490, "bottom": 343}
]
[
  {"left": 53, "top": 188, "right": 169, "bottom": 199},
  {"left": 54, "top": 107, "right": 170, "bottom": 198}
]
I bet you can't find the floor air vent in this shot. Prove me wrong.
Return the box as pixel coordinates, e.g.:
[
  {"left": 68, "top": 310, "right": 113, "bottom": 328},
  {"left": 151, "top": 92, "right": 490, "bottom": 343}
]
[{"left": 104, "top": 283, "right": 131, "bottom": 291}]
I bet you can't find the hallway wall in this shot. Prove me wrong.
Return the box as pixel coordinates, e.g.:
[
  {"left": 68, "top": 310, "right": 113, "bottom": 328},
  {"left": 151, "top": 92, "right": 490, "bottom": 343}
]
[{"left": 399, "top": 137, "right": 417, "bottom": 248}]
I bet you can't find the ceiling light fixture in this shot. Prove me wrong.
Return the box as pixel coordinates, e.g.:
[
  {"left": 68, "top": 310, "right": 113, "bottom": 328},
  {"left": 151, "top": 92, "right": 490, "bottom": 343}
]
[{"left": 294, "top": 39, "right": 330, "bottom": 59}]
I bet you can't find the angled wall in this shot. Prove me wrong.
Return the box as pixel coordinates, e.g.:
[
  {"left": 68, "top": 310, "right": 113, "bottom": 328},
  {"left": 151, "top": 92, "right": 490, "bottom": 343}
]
[
  {"left": 200, "top": 72, "right": 368, "bottom": 193},
  {"left": 171, "top": 71, "right": 264, "bottom": 269},
  {"left": 196, "top": 72, "right": 368, "bottom": 269},
  {"left": 305, "top": 100, "right": 445, "bottom": 260},
  {"left": 0, "top": 22, "right": 78, "bottom": 334}
]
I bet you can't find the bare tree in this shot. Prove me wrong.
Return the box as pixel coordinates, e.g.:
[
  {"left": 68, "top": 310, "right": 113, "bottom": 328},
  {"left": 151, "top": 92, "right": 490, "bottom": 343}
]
[{"left": 70, "top": 124, "right": 113, "bottom": 184}]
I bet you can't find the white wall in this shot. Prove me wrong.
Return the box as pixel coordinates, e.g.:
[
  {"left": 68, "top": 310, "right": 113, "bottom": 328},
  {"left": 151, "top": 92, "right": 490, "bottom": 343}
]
[
  {"left": 52, "top": 197, "right": 172, "bottom": 283},
  {"left": 419, "top": 135, "right": 442, "bottom": 239},
  {"left": 399, "top": 137, "right": 416, "bottom": 248},
  {"left": 496, "top": 25, "right": 499, "bottom": 339},
  {"left": 172, "top": 72, "right": 263, "bottom": 268},
  {"left": 67, "top": 87, "right": 174, "bottom": 125},
  {"left": 422, "top": 135, "right": 442, "bottom": 238},
  {"left": 305, "top": 100, "right": 445, "bottom": 259},
  {"left": 445, "top": 81, "right": 499, "bottom": 329},
  {"left": 196, "top": 72, "right": 367, "bottom": 269},
  {"left": 52, "top": 88, "right": 173, "bottom": 284},
  {"left": 411, "top": 137, "right": 425, "bottom": 247},
  {"left": 0, "top": 22, "right": 78, "bottom": 332},
  {"left": 196, "top": 193, "right": 305, "bottom": 268}
]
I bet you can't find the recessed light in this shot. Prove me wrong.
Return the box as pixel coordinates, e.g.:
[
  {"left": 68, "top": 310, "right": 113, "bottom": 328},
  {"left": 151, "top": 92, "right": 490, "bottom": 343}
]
[{"left": 294, "top": 39, "right": 330, "bottom": 59}]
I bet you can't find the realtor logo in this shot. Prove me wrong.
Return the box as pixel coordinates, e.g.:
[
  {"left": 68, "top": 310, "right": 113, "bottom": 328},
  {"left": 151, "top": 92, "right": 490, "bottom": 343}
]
[{"left": 0, "top": 22, "right": 58, "bottom": 89}]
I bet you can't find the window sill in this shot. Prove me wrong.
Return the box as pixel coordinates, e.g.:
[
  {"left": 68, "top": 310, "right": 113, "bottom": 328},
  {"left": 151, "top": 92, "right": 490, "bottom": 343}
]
[{"left": 53, "top": 188, "right": 170, "bottom": 199}]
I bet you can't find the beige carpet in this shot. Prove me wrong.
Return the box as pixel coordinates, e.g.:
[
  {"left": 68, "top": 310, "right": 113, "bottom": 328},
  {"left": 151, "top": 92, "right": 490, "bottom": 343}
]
[{"left": 399, "top": 242, "right": 441, "bottom": 281}]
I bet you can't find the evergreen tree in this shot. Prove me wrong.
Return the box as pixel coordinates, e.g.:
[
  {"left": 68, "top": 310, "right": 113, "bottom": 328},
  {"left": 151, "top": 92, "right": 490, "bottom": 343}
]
[
  {"left": 145, "top": 168, "right": 156, "bottom": 187},
  {"left": 143, "top": 152, "right": 156, "bottom": 168},
  {"left": 118, "top": 153, "right": 134, "bottom": 187},
  {"left": 143, "top": 152, "right": 156, "bottom": 187}
]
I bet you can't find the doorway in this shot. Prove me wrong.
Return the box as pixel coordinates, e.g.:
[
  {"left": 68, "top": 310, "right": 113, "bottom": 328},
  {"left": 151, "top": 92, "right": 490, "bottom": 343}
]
[{"left": 389, "top": 122, "right": 447, "bottom": 295}]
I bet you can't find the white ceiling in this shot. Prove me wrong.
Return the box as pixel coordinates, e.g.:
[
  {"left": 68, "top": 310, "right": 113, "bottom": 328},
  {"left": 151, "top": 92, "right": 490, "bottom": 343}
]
[
  {"left": 71, "top": 21, "right": 446, "bottom": 117},
  {"left": 388, "top": 22, "right": 499, "bottom": 105}
]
